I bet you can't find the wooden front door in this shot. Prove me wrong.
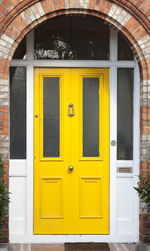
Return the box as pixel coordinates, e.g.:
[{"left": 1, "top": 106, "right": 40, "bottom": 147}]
[{"left": 34, "top": 68, "right": 109, "bottom": 234}]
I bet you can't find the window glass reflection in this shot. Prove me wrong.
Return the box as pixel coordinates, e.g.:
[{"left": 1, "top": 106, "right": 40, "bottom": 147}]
[
  {"left": 10, "top": 67, "right": 26, "bottom": 159},
  {"left": 83, "top": 78, "right": 99, "bottom": 157},
  {"left": 34, "top": 15, "right": 109, "bottom": 60},
  {"left": 43, "top": 77, "right": 60, "bottom": 157},
  {"left": 117, "top": 68, "right": 134, "bottom": 160}
]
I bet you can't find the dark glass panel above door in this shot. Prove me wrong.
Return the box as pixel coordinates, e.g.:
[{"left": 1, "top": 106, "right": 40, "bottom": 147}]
[
  {"left": 117, "top": 68, "right": 134, "bottom": 160},
  {"left": 12, "top": 37, "right": 26, "bottom": 60},
  {"left": 118, "top": 33, "right": 134, "bottom": 60},
  {"left": 34, "top": 15, "right": 109, "bottom": 60},
  {"left": 10, "top": 67, "right": 26, "bottom": 159}
]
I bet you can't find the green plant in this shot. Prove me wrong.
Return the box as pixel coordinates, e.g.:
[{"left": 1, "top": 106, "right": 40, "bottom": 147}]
[
  {"left": 134, "top": 174, "right": 150, "bottom": 209},
  {"left": 0, "top": 157, "right": 10, "bottom": 238}
]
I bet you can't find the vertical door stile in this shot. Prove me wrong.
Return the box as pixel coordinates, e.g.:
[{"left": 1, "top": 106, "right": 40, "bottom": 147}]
[
  {"left": 70, "top": 68, "right": 74, "bottom": 233},
  {"left": 34, "top": 68, "right": 40, "bottom": 234},
  {"left": 64, "top": 68, "right": 72, "bottom": 232}
]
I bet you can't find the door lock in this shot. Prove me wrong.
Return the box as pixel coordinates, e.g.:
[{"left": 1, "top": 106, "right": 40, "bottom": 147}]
[
  {"left": 111, "top": 140, "right": 116, "bottom": 146},
  {"left": 68, "top": 103, "right": 75, "bottom": 117}
]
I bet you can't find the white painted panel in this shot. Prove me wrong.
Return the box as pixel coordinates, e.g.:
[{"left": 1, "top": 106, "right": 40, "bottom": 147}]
[
  {"left": 117, "top": 177, "right": 134, "bottom": 235},
  {"left": 117, "top": 219, "right": 133, "bottom": 235},
  {"left": 117, "top": 160, "right": 133, "bottom": 167},
  {"left": 9, "top": 177, "right": 26, "bottom": 235},
  {"left": 10, "top": 160, "right": 26, "bottom": 177},
  {"left": 9, "top": 219, "right": 26, "bottom": 235}
]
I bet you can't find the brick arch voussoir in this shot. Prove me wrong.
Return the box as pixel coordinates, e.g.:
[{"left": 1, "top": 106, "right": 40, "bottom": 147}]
[
  {"left": 0, "top": 0, "right": 150, "bottom": 37},
  {"left": 113, "top": 0, "right": 150, "bottom": 34},
  {"left": 0, "top": 0, "right": 39, "bottom": 37},
  {"left": 107, "top": 17, "right": 149, "bottom": 79}
]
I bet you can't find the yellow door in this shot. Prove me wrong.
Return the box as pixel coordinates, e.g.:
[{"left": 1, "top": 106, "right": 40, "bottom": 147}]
[{"left": 34, "top": 68, "right": 109, "bottom": 234}]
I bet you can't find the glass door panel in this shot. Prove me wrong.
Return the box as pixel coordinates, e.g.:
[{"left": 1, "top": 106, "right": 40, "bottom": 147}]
[
  {"left": 43, "top": 77, "right": 60, "bottom": 157},
  {"left": 83, "top": 77, "right": 99, "bottom": 157}
]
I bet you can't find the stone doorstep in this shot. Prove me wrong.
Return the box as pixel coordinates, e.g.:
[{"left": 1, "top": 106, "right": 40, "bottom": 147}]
[{"left": 2, "top": 242, "right": 150, "bottom": 251}]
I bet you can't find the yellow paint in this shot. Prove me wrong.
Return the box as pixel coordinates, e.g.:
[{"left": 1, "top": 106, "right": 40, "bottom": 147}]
[{"left": 34, "top": 68, "right": 109, "bottom": 234}]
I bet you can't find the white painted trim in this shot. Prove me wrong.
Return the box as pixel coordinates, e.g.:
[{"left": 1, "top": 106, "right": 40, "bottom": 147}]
[
  {"left": 117, "top": 174, "right": 134, "bottom": 178},
  {"left": 133, "top": 63, "right": 140, "bottom": 241},
  {"left": 9, "top": 26, "right": 140, "bottom": 243},
  {"left": 110, "top": 29, "right": 118, "bottom": 62},
  {"left": 109, "top": 65, "right": 117, "bottom": 239},
  {"left": 133, "top": 64, "right": 140, "bottom": 176},
  {"left": 26, "top": 64, "right": 34, "bottom": 237},
  {"left": 10, "top": 60, "right": 136, "bottom": 68}
]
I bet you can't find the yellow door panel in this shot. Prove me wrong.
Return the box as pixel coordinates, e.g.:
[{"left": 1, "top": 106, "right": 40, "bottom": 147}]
[
  {"left": 34, "top": 68, "right": 109, "bottom": 234},
  {"left": 71, "top": 69, "right": 109, "bottom": 234},
  {"left": 40, "top": 177, "right": 63, "bottom": 219},
  {"left": 34, "top": 68, "right": 72, "bottom": 234},
  {"left": 80, "top": 177, "right": 102, "bottom": 218}
]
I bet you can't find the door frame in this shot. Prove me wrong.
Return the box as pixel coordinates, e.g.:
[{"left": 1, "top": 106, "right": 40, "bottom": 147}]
[{"left": 9, "top": 28, "right": 140, "bottom": 243}]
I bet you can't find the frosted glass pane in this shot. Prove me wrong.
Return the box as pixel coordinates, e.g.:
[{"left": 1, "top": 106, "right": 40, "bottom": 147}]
[
  {"left": 117, "top": 68, "right": 133, "bottom": 160},
  {"left": 34, "top": 16, "right": 109, "bottom": 60},
  {"left": 10, "top": 67, "right": 26, "bottom": 159},
  {"left": 83, "top": 78, "right": 99, "bottom": 157},
  {"left": 43, "top": 78, "right": 59, "bottom": 157}
]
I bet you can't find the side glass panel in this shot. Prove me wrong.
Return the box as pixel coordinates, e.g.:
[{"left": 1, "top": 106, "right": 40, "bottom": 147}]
[
  {"left": 12, "top": 37, "right": 26, "bottom": 60},
  {"left": 83, "top": 78, "right": 99, "bottom": 157},
  {"left": 118, "top": 33, "right": 134, "bottom": 60},
  {"left": 117, "top": 68, "right": 134, "bottom": 160},
  {"left": 34, "top": 16, "right": 109, "bottom": 60},
  {"left": 43, "top": 77, "right": 60, "bottom": 157},
  {"left": 10, "top": 67, "right": 26, "bottom": 159}
]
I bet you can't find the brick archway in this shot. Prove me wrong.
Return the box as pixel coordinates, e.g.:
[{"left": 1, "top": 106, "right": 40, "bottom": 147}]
[{"left": 0, "top": 0, "right": 150, "bottom": 243}]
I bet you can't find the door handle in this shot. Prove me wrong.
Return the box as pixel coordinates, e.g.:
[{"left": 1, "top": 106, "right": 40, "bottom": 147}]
[
  {"left": 68, "top": 166, "right": 74, "bottom": 171},
  {"left": 68, "top": 103, "right": 75, "bottom": 117}
]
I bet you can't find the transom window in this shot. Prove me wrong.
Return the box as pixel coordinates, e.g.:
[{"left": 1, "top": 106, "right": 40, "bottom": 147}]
[
  {"left": 34, "top": 16, "right": 110, "bottom": 60},
  {"left": 12, "top": 15, "right": 134, "bottom": 61}
]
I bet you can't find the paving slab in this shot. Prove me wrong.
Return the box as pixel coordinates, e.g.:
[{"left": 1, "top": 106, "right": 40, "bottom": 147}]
[
  {"left": 137, "top": 242, "right": 150, "bottom": 251},
  {"left": 0, "top": 244, "right": 11, "bottom": 251},
  {"left": 10, "top": 243, "right": 138, "bottom": 251}
]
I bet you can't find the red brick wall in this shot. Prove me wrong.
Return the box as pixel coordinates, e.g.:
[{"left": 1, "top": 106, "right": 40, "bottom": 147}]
[{"left": 0, "top": 0, "right": 150, "bottom": 243}]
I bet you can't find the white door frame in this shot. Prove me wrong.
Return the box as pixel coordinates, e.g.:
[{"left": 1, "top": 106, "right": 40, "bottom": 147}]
[{"left": 9, "top": 28, "right": 140, "bottom": 243}]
